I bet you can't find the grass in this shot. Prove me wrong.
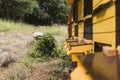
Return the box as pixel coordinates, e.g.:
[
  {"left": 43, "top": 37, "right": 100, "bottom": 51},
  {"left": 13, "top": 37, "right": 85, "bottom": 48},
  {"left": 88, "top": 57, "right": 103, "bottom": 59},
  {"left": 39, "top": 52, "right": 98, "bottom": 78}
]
[
  {"left": 35, "top": 25, "right": 68, "bottom": 36},
  {"left": 0, "top": 19, "right": 22, "bottom": 32},
  {"left": 9, "top": 56, "right": 70, "bottom": 80},
  {"left": 0, "top": 19, "right": 70, "bottom": 80},
  {"left": 0, "top": 19, "right": 67, "bottom": 37}
]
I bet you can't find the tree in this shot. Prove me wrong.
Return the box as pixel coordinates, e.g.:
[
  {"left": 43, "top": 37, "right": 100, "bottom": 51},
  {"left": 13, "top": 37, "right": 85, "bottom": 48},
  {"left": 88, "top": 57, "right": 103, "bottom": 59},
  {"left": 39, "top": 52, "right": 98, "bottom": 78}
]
[
  {"left": 37, "top": 0, "right": 70, "bottom": 24},
  {"left": 25, "top": 0, "right": 70, "bottom": 25},
  {"left": 0, "top": 0, "right": 38, "bottom": 20},
  {"left": 0, "top": 0, "right": 70, "bottom": 24}
]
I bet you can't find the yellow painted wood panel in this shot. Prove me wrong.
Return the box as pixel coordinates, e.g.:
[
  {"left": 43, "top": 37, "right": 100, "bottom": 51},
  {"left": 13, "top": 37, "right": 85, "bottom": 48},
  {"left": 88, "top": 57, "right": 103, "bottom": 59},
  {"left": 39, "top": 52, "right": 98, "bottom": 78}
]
[
  {"left": 93, "top": 17, "right": 116, "bottom": 33},
  {"left": 93, "top": 1, "right": 116, "bottom": 48},
  {"left": 71, "top": 28, "right": 74, "bottom": 37},
  {"left": 93, "top": 0, "right": 112, "bottom": 9},
  {"left": 100, "top": 0, "right": 112, "bottom": 4},
  {"left": 70, "top": 44, "right": 93, "bottom": 54},
  {"left": 78, "top": 0, "right": 84, "bottom": 20},
  {"left": 66, "top": 0, "right": 74, "bottom": 4},
  {"left": 71, "top": 54, "right": 79, "bottom": 62},
  {"left": 93, "top": 0, "right": 102, "bottom": 9},
  {"left": 78, "top": 23, "right": 84, "bottom": 38},
  {"left": 71, "top": 67, "right": 93, "bottom": 80},
  {"left": 93, "top": 33, "right": 116, "bottom": 48},
  {"left": 93, "top": 3, "right": 115, "bottom": 22}
]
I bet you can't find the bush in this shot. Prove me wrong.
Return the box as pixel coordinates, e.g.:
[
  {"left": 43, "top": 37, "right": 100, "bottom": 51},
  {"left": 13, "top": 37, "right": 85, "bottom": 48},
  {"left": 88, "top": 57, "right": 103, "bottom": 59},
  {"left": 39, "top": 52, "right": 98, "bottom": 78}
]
[
  {"left": 55, "top": 44, "right": 69, "bottom": 60},
  {"left": 30, "top": 33, "right": 70, "bottom": 60},
  {"left": 30, "top": 34, "right": 56, "bottom": 58}
]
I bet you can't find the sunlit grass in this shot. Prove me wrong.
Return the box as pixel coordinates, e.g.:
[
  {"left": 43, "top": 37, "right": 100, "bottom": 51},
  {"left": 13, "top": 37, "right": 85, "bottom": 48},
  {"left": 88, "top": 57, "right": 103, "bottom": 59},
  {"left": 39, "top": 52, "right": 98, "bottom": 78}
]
[
  {"left": 35, "top": 25, "right": 68, "bottom": 36},
  {"left": 0, "top": 19, "right": 67, "bottom": 37},
  {"left": 0, "top": 19, "right": 22, "bottom": 32}
]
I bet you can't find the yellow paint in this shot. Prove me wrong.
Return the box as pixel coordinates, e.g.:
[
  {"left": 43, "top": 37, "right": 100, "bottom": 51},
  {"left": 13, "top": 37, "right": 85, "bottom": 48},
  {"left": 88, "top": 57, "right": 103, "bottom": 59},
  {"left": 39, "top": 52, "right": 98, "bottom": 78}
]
[
  {"left": 72, "top": 23, "right": 75, "bottom": 37},
  {"left": 65, "top": 0, "right": 117, "bottom": 80},
  {"left": 93, "top": 1, "right": 116, "bottom": 48},
  {"left": 68, "top": 44, "right": 93, "bottom": 55},
  {"left": 93, "top": 17, "right": 115, "bottom": 33},
  {"left": 78, "top": 23, "right": 84, "bottom": 38},
  {"left": 93, "top": 33, "right": 116, "bottom": 48},
  {"left": 93, "top": 3, "right": 115, "bottom": 22},
  {"left": 71, "top": 54, "right": 79, "bottom": 62},
  {"left": 84, "top": 15, "right": 92, "bottom": 20},
  {"left": 71, "top": 66, "right": 93, "bottom": 80},
  {"left": 78, "top": 0, "right": 84, "bottom": 20},
  {"left": 66, "top": 0, "right": 74, "bottom": 4},
  {"left": 78, "top": 0, "right": 84, "bottom": 38},
  {"left": 93, "top": 0, "right": 102, "bottom": 9},
  {"left": 93, "top": 0, "right": 112, "bottom": 9}
]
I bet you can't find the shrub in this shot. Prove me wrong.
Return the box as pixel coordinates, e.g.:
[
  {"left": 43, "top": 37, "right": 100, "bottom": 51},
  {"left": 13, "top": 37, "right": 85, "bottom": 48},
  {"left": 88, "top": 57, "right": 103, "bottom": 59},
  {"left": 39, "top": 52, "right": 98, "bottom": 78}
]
[
  {"left": 55, "top": 42, "right": 70, "bottom": 60},
  {"left": 30, "top": 34, "right": 56, "bottom": 58}
]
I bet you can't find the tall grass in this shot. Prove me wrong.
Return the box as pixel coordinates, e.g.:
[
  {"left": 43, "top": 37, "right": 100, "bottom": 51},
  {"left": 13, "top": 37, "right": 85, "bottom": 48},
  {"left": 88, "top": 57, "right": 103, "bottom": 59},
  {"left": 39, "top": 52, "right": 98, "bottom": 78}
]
[
  {"left": 0, "top": 19, "right": 67, "bottom": 37},
  {"left": 0, "top": 19, "right": 21, "bottom": 32},
  {"left": 35, "top": 25, "right": 68, "bottom": 37},
  {"left": 0, "top": 19, "right": 36, "bottom": 34}
]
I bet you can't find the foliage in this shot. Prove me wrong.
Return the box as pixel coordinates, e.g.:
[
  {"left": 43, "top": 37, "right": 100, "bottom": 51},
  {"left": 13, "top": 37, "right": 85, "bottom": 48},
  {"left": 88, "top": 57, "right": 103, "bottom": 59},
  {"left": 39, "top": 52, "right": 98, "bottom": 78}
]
[
  {"left": 30, "top": 34, "right": 57, "bottom": 58},
  {"left": 55, "top": 44, "right": 69, "bottom": 60},
  {"left": 30, "top": 33, "right": 70, "bottom": 60},
  {"left": 0, "top": 0, "right": 38, "bottom": 20},
  {"left": 0, "top": 0, "right": 70, "bottom": 24},
  {"left": 21, "top": 0, "right": 69, "bottom": 25},
  {"left": 36, "top": 0, "right": 70, "bottom": 24}
]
